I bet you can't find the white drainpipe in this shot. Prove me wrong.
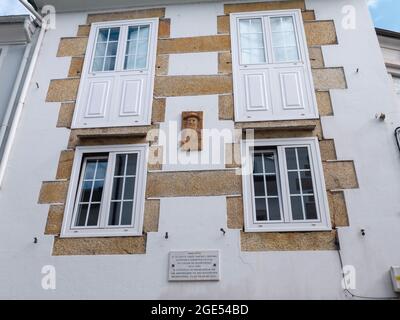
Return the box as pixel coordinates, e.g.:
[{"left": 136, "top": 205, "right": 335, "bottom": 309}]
[
  {"left": 19, "top": 0, "right": 44, "bottom": 25},
  {"left": 0, "top": 3, "right": 47, "bottom": 187}
]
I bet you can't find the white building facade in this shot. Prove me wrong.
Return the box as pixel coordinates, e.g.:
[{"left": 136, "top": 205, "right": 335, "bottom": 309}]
[{"left": 0, "top": 0, "right": 399, "bottom": 299}]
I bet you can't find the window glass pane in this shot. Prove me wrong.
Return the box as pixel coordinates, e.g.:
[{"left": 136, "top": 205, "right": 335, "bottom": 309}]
[
  {"left": 265, "top": 175, "right": 278, "bottom": 196},
  {"left": 124, "top": 25, "right": 150, "bottom": 70},
  {"left": 264, "top": 153, "right": 276, "bottom": 173},
  {"left": 253, "top": 175, "right": 265, "bottom": 196},
  {"left": 270, "top": 16, "right": 299, "bottom": 63},
  {"left": 108, "top": 153, "right": 139, "bottom": 227},
  {"left": 115, "top": 154, "right": 126, "bottom": 176},
  {"left": 239, "top": 18, "right": 266, "bottom": 64},
  {"left": 290, "top": 196, "right": 303, "bottom": 220},
  {"left": 304, "top": 196, "right": 318, "bottom": 220},
  {"left": 255, "top": 198, "right": 267, "bottom": 221},
  {"left": 252, "top": 151, "right": 282, "bottom": 222},
  {"left": 267, "top": 198, "right": 281, "bottom": 221},
  {"left": 124, "top": 177, "right": 135, "bottom": 200},
  {"left": 126, "top": 154, "right": 138, "bottom": 175},
  {"left": 92, "top": 27, "right": 120, "bottom": 72},
  {"left": 76, "top": 204, "right": 89, "bottom": 227},
  {"left": 109, "top": 202, "right": 121, "bottom": 226},
  {"left": 285, "top": 148, "right": 297, "bottom": 170},
  {"left": 112, "top": 177, "right": 124, "bottom": 200},
  {"left": 285, "top": 147, "right": 318, "bottom": 221},
  {"left": 121, "top": 201, "right": 134, "bottom": 225},
  {"left": 74, "top": 158, "right": 107, "bottom": 227},
  {"left": 253, "top": 154, "right": 263, "bottom": 173},
  {"left": 297, "top": 147, "right": 310, "bottom": 170},
  {"left": 87, "top": 204, "right": 100, "bottom": 226}
]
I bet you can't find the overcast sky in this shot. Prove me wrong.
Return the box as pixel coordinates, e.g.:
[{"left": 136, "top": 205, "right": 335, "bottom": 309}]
[{"left": 0, "top": 0, "right": 399, "bottom": 32}]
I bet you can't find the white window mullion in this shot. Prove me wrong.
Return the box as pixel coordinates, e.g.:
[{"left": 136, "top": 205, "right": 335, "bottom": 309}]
[
  {"left": 263, "top": 16, "right": 274, "bottom": 64},
  {"left": 99, "top": 153, "right": 115, "bottom": 229},
  {"left": 277, "top": 146, "right": 291, "bottom": 223},
  {"left": 116, "top": 26, "right": 128, "bottom": 71}
]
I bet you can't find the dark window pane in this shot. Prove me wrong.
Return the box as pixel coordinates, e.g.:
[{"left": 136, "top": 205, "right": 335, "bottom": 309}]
[
  {"left": 93, "top": 57, "right": 104, "bottom": 72},
  {"left": 126, "top": 153, "right": 138, "bottom": 176},
  {"left": 112, "top": 177, "right": 123, "bottom": 200},
  {"left": 304, "top": 196, "right": 318, "bottom": 220},
  {"left": 124, "top": 177, "right": 135, "bottom": 200},
  {"left": 94, "top": 43, "right": 107, "bottom": 56},
  {"left": 80, "top": 180, "right": 92, "bottom": 202},
  {"left": 107, "top": 42, "right": 118, "bottom": 56},
  {"left": 115, "top": 154, "right": 126, "bottom": 176},
  {"left": 128, "top": 26, "right": 139, "bottom": 40},
  {"left": 98, "top": 29, "right": 109, "bottom": 42},
  {"left": 253, "top": 154, "right": 263, "bottom": 173},
  {"left": 263, "top": 153, "right": 276, "bottom": 173},
  {"left": 109, "top": 202, "right": 121, "bottom": 225},
  {"left": 95, "top": 160, "right": 107, "bottom": 180},
  {"left": 87, "top": 204, "right": 100, "bottom": 226},
  {"left": 109, "top": 28, "right": 120, "bottom": 41},
  {"left": 84, "top": 161, "right": 96, "bottom": 180},
  {"left": 92, "top": 180, "right": 104, "bottom": 202},
  {"left": 291, "top": 196, "right": 304, "bottom": 220},
  {"left": 76, "top": 204, "right": 88, "bottom": 226},
  {"left": 300, "top": 171, "right": 314, "bottom": 194},
  {"left": 266, "top": 175, "right": 278, "bottom": 196},
  {"left": 253, "top": 175, "right": 265, "bottom": 196},
  {"left": 255, "top": 198, "right": 267, "bottom": 221},
  {"left": 285, "top": 148, "right": 297, "bottom": 170},
  {"left": 121, "top": 201, "right": 133, "bottom": 225},
  {"left": 104, "top": 57, "right": 116, "bottom": 71},
  {"left": 268, "top": 198, "right": 281, "bottom": 221},
  {"left": 297, "top": 147, "right": 311, "bottom": 170},
  {"left": 288, "top": 172, "right": 300, "bottom": 194},
  {"left": 139, "top": 25, "right": 150, "bottom": 39}
]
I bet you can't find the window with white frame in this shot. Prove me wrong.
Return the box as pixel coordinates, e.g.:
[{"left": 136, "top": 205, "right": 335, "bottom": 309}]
[
  {"left": 242, "top": 137, "right": 331, "bottom": 232},
  {"left": 61, "top": 144, "right": 148, "bottom": 238},
  {"left": 72, "top": 18, "right": 159, "bottom": 129},
  {"left": 230, "top": 10, "right": 318, "bottom": 122}
]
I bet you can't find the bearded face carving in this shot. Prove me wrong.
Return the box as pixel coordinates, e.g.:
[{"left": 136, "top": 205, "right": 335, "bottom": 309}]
[{"left": 180, "top": 111, "right": 203, "bottom": 151}]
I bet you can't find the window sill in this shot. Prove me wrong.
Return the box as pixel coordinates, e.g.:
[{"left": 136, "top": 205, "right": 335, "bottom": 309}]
[
  {"left": 244, "top": 225, "right": 332, "bottom": 233},
  {"left": 60, "top": 230, "right": 143, "bottom": 238},
  {"left": 235, "top": 118, "right": 319, "bottom": 131}
]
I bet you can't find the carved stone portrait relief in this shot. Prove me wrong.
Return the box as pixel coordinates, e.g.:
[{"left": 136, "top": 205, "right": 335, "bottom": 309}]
[{"left": 180, "top": 111, "right": 203, "bottom": 151}]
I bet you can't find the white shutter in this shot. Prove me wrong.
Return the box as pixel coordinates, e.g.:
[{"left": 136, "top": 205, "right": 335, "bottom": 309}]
[
  {"left": 231, "top": 10, "right": 318, "bottom": 122},
  {"left": 72, "top": 19, "right": 158, "bottom": 129}
]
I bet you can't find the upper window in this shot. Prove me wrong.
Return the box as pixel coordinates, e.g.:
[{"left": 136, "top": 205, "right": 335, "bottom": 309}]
[
  {"left": 231, "top": 10, "right": 318, "bottom": 122},
  {"left": 241, "top": 137, "right": 331, "bottom": 232},
  {"left": 72, "top": 18, "right": 159, "bottom": 129},
  {"left": 61, "top": 144, "right": 148, "bottom": 238}
]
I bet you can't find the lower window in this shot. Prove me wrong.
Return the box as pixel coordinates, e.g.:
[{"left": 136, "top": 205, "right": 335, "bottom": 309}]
[
  {"left": 61, "top": 144, "right": 148, "bottom": 238},
  {"left": 242, "top": 137, "right": 331, "bottom": 232}
]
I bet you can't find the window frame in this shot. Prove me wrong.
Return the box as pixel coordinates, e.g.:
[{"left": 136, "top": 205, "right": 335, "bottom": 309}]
[
  {"left": 61, "top": 144, "right": 148, "bottom": 238},
  {"left": 241, "top": 137, "right": 331, "bottom": 232},
  {"left": 230, "top": 9, "right": 318, "bottom": 122},
  {"left": 87, "top": 19, "right": 157, "bottom": 76}
]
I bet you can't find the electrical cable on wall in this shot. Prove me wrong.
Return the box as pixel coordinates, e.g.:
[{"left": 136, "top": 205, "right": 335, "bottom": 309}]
[{"left": 335, "top": 228, "right": 399, "bottom": 300}]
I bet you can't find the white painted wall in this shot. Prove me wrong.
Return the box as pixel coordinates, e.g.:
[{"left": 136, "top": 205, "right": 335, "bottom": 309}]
[{"left": 0, "top": 0, "right": 399, "bottom": 299}]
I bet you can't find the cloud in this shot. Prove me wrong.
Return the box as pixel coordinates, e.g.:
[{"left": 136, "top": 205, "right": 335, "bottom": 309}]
[
  {"left": 367, "top": 0, "right": 380, "bottom": 7},
  {"left": 0, "top": 0, "right": 29, "bottom": 16}
]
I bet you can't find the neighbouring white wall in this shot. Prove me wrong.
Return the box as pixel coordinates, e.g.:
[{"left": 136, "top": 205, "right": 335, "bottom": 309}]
[{"left": 0, "top": 0, "right": 399, "bottom": 299}]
